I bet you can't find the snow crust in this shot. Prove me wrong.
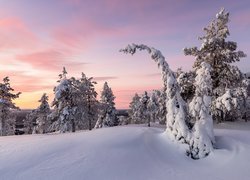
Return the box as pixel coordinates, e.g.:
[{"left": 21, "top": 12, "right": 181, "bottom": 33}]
[{"left": 1, "top": 124, "right": 250, "bottom": 180}]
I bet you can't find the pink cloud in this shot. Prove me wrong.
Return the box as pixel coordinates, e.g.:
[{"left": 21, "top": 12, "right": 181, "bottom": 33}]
[
  {"left": 0, "top": 17, "right": 38, "bottom": 50},
  {"left": 16, "top": 49, "right": 87, "bottom": 71}
]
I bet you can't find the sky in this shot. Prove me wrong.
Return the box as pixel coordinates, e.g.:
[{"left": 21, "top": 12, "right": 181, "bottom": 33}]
[{"left": 0, "top": 0, "right": 249, "bottom": 109}]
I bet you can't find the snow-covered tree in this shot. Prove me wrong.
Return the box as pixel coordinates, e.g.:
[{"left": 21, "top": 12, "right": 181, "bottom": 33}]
[
  {"left": 49, "top": 68, "right": 76, "bottom": 133},
  {"left": 23, "top": 110, "right": 37, "bottom": 134},
  {"left": 184, "top": 8, "right": 247, "bottom": 122},
  {"left": 33, "top": 93, "right": 50, "bottom": 134},
  {"left": 0, "top": 77, "right": 21, "bottom": 136},
  {"left": 128, "top": 91, "right": 150, "bottom": 125},
  {"left": 184, "top": 8, "right": 246, "bottom": 93},
  {"left": 188, "top": 62, "right": 215, "bottom": 159},
  {"left": 128, "top": 93, "right": 141, "bottom": 124},
  {"left": 121, "top": 44, "right": 191, "bottom": 144},
  {"left": 153, "top": 90, "right": 167, "bottom": 125},
  {"left": 176, "top": 69, "right": 195, "bottom": 102},
  {"left": 77, "top": 73, "right": 98, "bottom": 130},
  {"left": 212, "top": 89, "right": 240, "bottom": 123},
  {"left": 140, "top": 91, "right": 150, "bottom": 126},
  {"left": 147, "top": 91, "right": 158, "bottom": 123},
  {"left": 95, "top": 82, "right": 117, "bottom": 128}
]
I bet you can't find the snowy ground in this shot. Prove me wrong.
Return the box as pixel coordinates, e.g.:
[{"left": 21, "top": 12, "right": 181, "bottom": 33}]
[{"left": 1, "top": 122, "right": 250, "bottom": 180}]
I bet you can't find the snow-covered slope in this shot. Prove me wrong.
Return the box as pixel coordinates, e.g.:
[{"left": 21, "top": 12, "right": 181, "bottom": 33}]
[{"left": 1, "top": 124, "right": 250, "bottom": 180}]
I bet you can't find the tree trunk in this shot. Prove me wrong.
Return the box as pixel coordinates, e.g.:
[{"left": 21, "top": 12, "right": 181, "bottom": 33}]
[{"left": 71, "top": 119, "right": 75, "bottom": 132}]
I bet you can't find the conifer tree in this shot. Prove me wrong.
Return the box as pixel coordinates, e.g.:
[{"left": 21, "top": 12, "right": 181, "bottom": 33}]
[
  {"left": 184, "top": 8, "right": 246, "bottom": 94},
  {"left": 0, "top": 77, "right": 21, "bottom": 136},
  {"left": 33, "top": 93, "right": 50, "bottom": 134},
  {"left": 128, "top": 93, "right": 141, "bottom": 124},
  {"left": 140, "top": 91, "right": 150, "bottom": 127},
  {"left": 95, "top": 82, "right": 117, "bottom": 128},
  {"left": 184, "top": 8, "right": 247, "bottom": 122},
  {"left": 50, "top": 67, "right": 77, "bottom": 133},
  {"left": 78, "top": 73, "right": 98, "bottom": 130}
]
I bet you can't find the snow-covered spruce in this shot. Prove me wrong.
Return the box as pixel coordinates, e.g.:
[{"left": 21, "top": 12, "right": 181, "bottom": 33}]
[
  {"left": 120, "top": 44, "right": 191, "bottom": 144},
  {"left": 95, "top": 82, "right": 117, "bottom": 128},
  {"left": 147, "top": 91, "right": 159, "bottom": 124},
  {"left": 0, "top": 77, "right": 21, "bottom": 136},
  {"left": 128, "top": 93, "right": 142, "bottom": 124},
  {"left": 33, "top": 93, "right": 51, "bottom": 134},
  {"left": 140, "top": 91, "right": 150, "bottom": 127},
  {"left": 188, "top": 62, "right": 215, "bottom": 159}
]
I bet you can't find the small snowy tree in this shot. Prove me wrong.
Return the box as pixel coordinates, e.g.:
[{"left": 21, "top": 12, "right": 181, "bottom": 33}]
[
  {"left": 0, "top": 77, "right": 21, "bottom": 136},
  {"left": 212, "top": 89, "right": 238, "bottom": 123},
  {"left": 33, "top": 93, "right": 50, "bottom": 134},
  {"left": 188, "top": 62, "right": 215, "bottom": 159},
  {"left": 23, "top": 110, "right": 37, "bottom": 134},
  {"left": 154, "top": 90, "right": 167, "bottom": 125},
  {"left": 128, "top": 93, "right": 142, "bottom": 124},
  {"left": 95, "top": 82, "right": 117, "bottom": 128},
  {"left": 147, "top": 91, "right": 158, "bottom": 124},
  {"left": 140, "top": 91, "right": 150, "bottom": 127}
]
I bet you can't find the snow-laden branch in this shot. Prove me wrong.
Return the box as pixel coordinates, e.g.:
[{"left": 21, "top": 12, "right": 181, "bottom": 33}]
[{"left": 120, "top": 44, "right": 191, "bottom": 143}]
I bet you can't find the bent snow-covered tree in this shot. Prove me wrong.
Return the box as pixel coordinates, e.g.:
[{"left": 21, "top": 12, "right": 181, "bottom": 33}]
[
  {"left": 120, "top": 44, "right": 191, "bottom": 143},
  {"left": 121, "top": 44, "right": 215, "bottom": 159}
]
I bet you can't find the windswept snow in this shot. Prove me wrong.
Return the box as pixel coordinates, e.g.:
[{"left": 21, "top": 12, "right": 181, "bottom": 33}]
[{"left": 1, "top": 124, "right": 250, "bottom": 180}]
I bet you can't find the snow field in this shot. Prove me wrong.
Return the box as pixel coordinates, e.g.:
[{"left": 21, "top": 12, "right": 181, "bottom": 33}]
[{"left": 1, "top": 124, "right": 250, "bottom": 180}]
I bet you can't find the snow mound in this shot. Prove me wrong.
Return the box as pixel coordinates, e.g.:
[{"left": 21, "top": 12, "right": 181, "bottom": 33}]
[{"left": 1, "top": 125, "right": 250, "bottom": 180}]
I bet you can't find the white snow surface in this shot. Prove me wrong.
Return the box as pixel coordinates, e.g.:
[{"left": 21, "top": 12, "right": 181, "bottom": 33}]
[{"left": 1, "top": 123, "right": 250, "bottom": 180}]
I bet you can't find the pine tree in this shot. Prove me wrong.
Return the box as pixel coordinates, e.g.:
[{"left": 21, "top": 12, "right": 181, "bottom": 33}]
[
  {"left": 140, "top": 91, "right": 150, "bottom": 127},
  {"left": 128, "top": 93, "right": 141, "bottom": 124},
  {"left": 33, "top": 93, "right": 50, "bottom": 134},
  {"left": 95, "top": 82, "right": 117, "bottom": 128},
  {"left": 50, "top": 67, "right": 77, "bottom": 133},
  {"left": 188, "top": 62, "right": 215, "bottom": 159},
  {"left": 0, "top": 77, "right": 21, "bottom": 136},
  {"left": 78, "top": 73, "right": 98, "bottom": 130},
  {"left": 154, "top": 90, "right": 167, "bottom": 125},
  {"left": 147, "top": 91, "right": 158, "bottom": 124},
  {"left": 184, "top": 8, "right": 247, "bottom": 122},
  {"left": 23, "top": 110, "right": 36, "bottom": 134},
  {"left": 184, "top": 8, "right": 246, "bottom": 92}
]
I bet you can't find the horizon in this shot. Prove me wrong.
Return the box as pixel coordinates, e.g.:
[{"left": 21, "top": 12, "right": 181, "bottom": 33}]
[{"left": 0, "top": 0, "right": 249, "bottom": 109}]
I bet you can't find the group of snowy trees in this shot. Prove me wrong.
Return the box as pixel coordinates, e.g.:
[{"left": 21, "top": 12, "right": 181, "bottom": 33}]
[
  {"left": 0, "top": 67, "right": 118, "bottom": 136},
  {"left": 122, "top": 8, "right": 248, "bottom": 159},
  {"left": 128, "top": 90, "right": 166, "bottom": 126}
]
